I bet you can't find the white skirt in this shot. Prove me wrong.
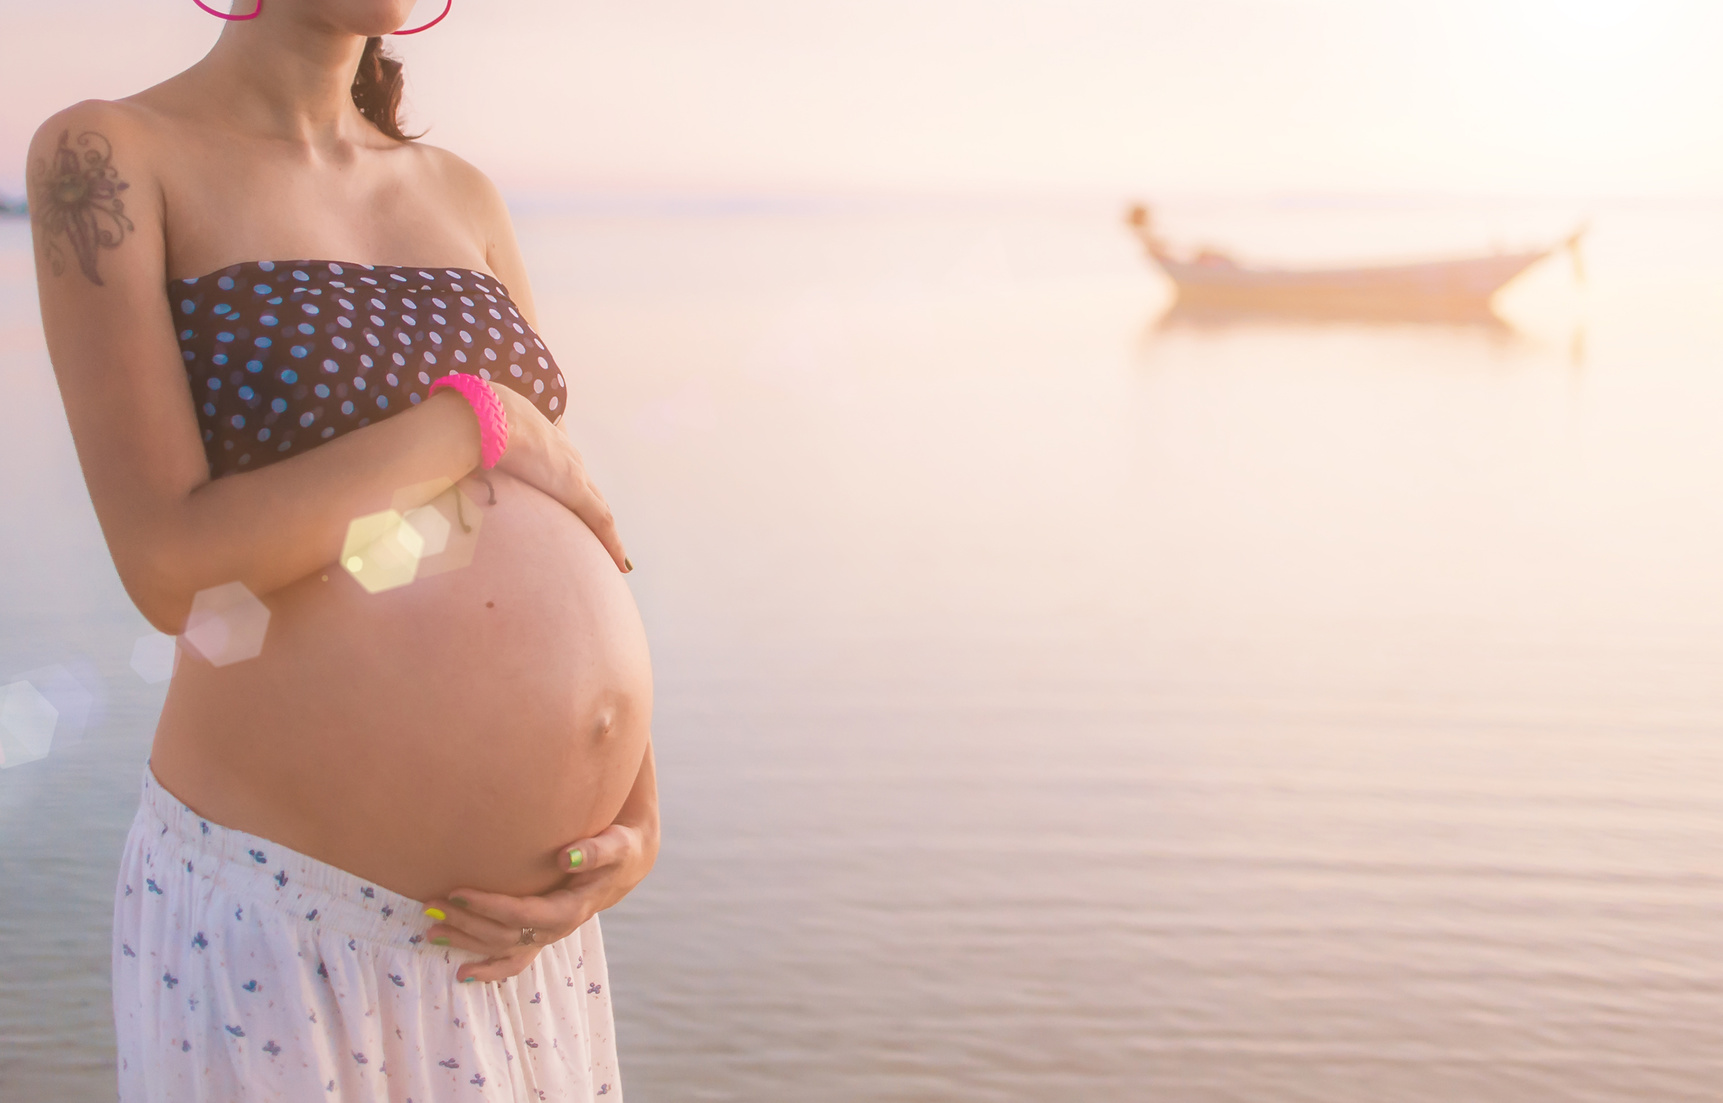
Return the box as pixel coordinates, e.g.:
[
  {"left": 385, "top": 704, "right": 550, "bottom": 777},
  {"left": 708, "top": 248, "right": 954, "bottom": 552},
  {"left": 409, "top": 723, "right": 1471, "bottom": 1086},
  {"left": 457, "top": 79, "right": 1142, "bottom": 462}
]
[{"left": 112, "top": 766, "right": 623, "bottom": 1102}]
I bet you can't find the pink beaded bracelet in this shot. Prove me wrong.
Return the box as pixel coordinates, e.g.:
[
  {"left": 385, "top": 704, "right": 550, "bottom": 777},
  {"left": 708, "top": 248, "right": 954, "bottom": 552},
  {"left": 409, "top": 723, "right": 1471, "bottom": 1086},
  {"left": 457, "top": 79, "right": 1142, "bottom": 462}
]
[{"left": 429, "top": 373, "right": 510, "bottom": 469}]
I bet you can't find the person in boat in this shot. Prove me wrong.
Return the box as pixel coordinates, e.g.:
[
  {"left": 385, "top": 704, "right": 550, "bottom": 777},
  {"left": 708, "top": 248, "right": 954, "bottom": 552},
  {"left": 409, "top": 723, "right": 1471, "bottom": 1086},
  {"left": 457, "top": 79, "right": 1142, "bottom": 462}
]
[
  {"left": 29, "top": 2, "right": 656, "bottom": 1098},
  {"left": 1126, "top": 204, "right": 1237, "bottom": 268}
]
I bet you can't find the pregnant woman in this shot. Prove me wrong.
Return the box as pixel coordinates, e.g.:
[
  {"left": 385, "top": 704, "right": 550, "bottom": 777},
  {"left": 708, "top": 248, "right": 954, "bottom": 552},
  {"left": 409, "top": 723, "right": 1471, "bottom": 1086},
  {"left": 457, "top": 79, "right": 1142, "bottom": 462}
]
[{"left": 30, "top": 3, "right": 656, "bottom": 1100}]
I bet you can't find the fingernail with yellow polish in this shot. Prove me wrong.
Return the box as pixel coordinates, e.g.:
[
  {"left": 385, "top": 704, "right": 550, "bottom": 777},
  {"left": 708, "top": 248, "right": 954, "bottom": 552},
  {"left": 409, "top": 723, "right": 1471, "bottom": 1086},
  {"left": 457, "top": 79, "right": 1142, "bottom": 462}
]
[
  {"left": 431, "top": 937, "right": 450, "bottom": 946},
  {"left": 568, "top": 848, "right": 584, "bottom": 870},
  {"left": 423, "top": 907, "right": 447, "bottom": 921}
]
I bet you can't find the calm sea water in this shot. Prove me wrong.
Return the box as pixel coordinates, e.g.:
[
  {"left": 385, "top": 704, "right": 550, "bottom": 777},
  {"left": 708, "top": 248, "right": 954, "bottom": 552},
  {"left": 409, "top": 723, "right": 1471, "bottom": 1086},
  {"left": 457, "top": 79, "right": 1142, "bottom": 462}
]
[{"left": 4, "top": 198, "right": 1723, "bottom": 1101}]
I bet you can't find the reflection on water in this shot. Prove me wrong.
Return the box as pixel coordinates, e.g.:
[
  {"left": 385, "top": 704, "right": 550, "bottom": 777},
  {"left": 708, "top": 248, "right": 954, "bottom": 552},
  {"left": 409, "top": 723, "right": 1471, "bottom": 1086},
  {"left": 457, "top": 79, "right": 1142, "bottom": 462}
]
[
  {"left": 1140, "top": 298, "right": 1527, "bottom": 381},
  {"left": 1151, "top": 296, "right": 1519, "bottom": 332},
  {"left": 5, "top": 201, "right": 1723, "bottom": 1101}
]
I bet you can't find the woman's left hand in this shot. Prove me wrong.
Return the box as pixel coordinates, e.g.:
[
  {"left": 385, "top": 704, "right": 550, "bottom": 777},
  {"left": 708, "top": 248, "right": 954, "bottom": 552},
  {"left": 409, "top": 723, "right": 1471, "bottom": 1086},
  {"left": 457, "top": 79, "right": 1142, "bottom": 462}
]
[{"left": 422, "top": 821, "right": 656, "bottom": 983}]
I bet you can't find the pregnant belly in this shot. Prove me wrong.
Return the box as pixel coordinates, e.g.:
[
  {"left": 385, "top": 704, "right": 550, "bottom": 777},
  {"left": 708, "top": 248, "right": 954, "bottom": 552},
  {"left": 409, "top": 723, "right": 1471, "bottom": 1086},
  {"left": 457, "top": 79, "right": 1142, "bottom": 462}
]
[{"left": 151, "top": 472, "right": 653, "bottom": 901}]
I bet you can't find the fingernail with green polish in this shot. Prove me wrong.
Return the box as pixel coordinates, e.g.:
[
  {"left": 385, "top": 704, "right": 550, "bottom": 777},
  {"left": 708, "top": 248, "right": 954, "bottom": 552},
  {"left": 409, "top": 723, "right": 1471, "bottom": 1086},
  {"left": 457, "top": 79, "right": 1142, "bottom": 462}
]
[
  {"left": 460, "top": 976, "right": 477, "bottom": 983},
  {"left": 568, "top": 848, "right": 585, "bottom": 870},
  {"left": 450, "top": 896, "right": 470, "bottom": 908},
  {"left": 423, "top": 907, "right": 447, "bottom": 921},
  {"left": 431, "top": 937, "right": 450, "bottom": 946}
]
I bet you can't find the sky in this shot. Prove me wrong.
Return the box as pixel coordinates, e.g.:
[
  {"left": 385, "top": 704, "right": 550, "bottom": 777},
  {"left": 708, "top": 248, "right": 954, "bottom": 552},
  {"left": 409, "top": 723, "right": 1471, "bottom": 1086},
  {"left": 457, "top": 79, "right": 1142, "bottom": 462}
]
[{"left": 2, "top": 0, "right": 1721, "bottom": 200}]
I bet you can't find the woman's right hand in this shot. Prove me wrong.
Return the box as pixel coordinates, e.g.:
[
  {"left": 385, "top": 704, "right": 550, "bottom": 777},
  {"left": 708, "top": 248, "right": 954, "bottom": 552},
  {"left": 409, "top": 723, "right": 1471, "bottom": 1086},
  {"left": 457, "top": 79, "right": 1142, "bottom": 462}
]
[{"left": 490, "top": 384, "right": 631, "bottom": 572}]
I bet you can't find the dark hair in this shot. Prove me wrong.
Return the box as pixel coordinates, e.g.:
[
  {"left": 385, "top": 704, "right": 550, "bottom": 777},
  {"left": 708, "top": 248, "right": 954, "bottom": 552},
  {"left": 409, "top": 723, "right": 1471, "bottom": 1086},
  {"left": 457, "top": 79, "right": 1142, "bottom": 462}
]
[{"left": 350, "top": 37, "right": 421, "bottom": 142}]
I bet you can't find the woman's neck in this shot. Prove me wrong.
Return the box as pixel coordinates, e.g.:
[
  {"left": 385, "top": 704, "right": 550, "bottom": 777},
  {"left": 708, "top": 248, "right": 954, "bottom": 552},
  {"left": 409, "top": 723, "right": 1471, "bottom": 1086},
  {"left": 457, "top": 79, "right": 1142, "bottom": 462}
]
[{"left": 188, "top": 20, "right": 372, "bottom": 151}]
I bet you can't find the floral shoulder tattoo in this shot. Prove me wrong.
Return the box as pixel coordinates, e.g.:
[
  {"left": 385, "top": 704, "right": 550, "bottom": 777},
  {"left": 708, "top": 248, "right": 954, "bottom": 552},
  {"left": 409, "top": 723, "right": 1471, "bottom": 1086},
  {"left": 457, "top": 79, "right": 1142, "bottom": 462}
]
[{"left": 30, "top": 129, "right": 134, "bottom": 287}]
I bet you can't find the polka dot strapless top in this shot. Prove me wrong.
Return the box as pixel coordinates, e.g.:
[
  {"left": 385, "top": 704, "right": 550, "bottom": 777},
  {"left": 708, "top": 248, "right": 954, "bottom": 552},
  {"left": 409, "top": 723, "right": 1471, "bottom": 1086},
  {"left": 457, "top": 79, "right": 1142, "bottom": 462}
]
[{"left": 172, "top": 260, "right": 566, "bottom": 478}]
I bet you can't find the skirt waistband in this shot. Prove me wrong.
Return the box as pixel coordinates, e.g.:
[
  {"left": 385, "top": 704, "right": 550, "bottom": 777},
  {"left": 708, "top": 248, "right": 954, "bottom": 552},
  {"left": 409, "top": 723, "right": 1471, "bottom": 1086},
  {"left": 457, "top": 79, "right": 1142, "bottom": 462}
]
[{"left": 137, "top": 764, "right": 436, "bottom": 951}]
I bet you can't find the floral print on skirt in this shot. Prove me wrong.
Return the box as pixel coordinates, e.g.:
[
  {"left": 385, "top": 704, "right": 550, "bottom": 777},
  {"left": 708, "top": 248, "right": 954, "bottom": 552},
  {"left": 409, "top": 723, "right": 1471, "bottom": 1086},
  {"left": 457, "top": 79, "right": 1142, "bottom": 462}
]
[{"left": 112, "top": 765, "right": 622, "bottom": 1101}]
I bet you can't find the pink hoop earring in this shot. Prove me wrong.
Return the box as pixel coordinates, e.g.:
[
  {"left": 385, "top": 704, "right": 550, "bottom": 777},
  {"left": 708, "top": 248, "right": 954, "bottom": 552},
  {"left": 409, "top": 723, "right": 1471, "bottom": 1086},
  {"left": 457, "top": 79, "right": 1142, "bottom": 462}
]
[
  {"left": 192, "top": 0, "right": 262, "bottom": 19},
  {"left": 392, "top": 0, "right": 452, "bottom": 34}
]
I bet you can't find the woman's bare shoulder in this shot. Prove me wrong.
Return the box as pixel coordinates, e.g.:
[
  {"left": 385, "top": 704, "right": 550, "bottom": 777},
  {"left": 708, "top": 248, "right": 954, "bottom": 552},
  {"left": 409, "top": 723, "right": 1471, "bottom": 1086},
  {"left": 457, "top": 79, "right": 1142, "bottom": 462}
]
[
  {"left": 399, "top": 142, "right": 534, "bottom": 311},
  {"left": 26, "top": 100, "right": 169, "bottom": 284},
  {"left": 32, "top": 98, "right": 150, "bottom": 149},
  {"left": 28, "top": 97, "right": 175, "bottom": 194},
  {"left": 32, "top": 69, "right": 232, "bottom": 176},
  {"left": 407, "top": 141, "right": 511, "bottom": 223}
]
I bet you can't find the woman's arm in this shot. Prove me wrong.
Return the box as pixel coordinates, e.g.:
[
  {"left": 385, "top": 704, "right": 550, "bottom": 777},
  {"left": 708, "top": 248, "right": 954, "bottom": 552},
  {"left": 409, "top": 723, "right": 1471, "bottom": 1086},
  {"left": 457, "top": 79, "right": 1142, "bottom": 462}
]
[
  {"left": 409, "top": 158, "right": 657, "bottom": 978},
  {"left": 30, "top": 103, "right": 622, "bottom": 634},
  {"left": 429, "top": 148, "right": 633, "bottom": 570},
  {"left": 422, "top": 739, "right": 661, "bottom": 983}
]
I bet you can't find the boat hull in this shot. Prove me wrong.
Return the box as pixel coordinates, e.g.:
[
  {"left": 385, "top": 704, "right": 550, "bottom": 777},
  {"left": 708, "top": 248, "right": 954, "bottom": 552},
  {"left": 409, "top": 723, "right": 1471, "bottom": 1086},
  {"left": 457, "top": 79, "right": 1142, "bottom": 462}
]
[{"left": 1154, "top": 251, "right": 1547, "bottom": 319}]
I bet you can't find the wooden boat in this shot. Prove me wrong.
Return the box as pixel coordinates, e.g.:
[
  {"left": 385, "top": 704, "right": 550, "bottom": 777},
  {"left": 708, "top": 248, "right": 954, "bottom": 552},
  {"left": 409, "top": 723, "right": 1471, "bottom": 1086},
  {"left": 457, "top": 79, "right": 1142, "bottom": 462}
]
[{"left": 1127, "top": 204, "right": 1582, "bottom": 322}]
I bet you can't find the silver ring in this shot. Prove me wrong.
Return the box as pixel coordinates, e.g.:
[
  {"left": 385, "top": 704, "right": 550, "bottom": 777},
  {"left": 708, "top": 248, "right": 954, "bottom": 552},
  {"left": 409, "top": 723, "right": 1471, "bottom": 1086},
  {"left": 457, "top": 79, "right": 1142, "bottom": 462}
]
[{"left": 518, "top": 927, "right": 537, "bottom": 946}]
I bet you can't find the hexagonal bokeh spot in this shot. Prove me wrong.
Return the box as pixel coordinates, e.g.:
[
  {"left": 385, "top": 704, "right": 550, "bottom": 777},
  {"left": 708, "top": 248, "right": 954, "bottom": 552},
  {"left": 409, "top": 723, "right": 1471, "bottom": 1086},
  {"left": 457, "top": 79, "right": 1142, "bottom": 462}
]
[
  {"left": 402, "top": 502, "right": 452, "bottom": 557},
  {"left": 345, "top": 480, "right": 486, "bottom": 592},
  {"left": 411, "top": 481, "right": 485, "bottom": 580},
  {"left": 13, "top": 664, "right": 96, "bottom": 748},
  {"left": 342, "top": 509, "right": 424, "bottom": 594},
  {"left": 131, "top": 632, "right": 179, "bottom": 684},
  {"left": 181, "top": 581, "right": 271, "bottom": 667},
  {"left": 0, "top": 680, "right": 58, "bottom": 769}
]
